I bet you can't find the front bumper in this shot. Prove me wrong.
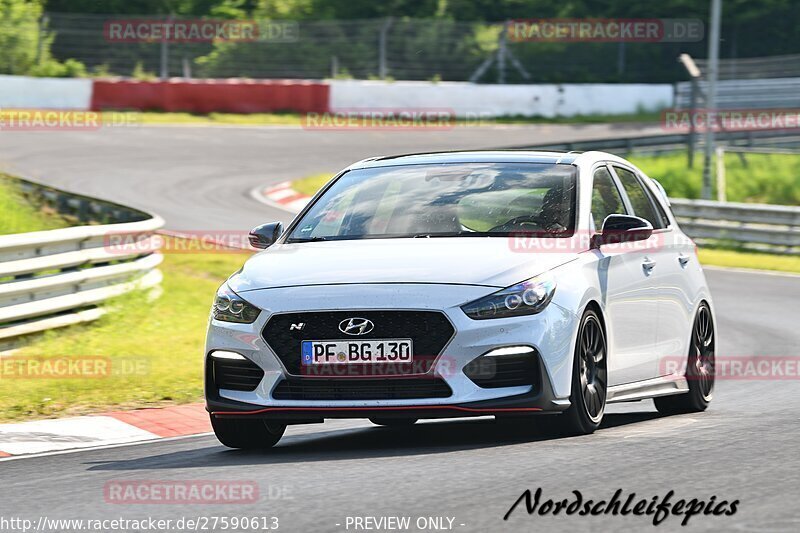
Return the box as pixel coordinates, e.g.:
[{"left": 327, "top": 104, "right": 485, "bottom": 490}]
[{"left": 205, "top": 283, "right": 578, "bottom": 420}]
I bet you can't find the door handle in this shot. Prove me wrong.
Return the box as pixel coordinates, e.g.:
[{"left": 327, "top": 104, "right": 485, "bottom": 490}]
[
  {"left": 678, "top": 254, "right": 691, "bottom": 267},
  {"left": 642, "top": 258, "right": 657, "bottom": 273}
]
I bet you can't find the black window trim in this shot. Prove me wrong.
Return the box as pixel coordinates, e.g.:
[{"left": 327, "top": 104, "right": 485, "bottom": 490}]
[
  {"left": 641, "top": 176, "right": 674, "bottom": 229},
  {"left": 608, "top": 163, "right": 672, "bottom": 232},
  {"left": 590, "top": 162, "right": 631, "bottom": 229}
]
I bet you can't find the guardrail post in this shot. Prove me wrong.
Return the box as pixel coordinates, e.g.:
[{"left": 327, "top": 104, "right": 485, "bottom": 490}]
[
  {"left": 715, "top": 146, "right": 726, "bottom": 202},
  {"left": 688, "top": 78, "right": 698, "bottom": 168},
  {"left": 160, "top": 14, "right": 173, "bottom": 80},
  {"left": 701, "top": 0, "right": 723, "bottom": 200},
  {"left": 378, "top": 17, "right": 393, "bottom": 80},
  {"left": 56, "top": 193, "right": 68, "bottom": 213},
  {"left": 77, "top": 199, "right": 89, "bottom": 222},
  {"left": 35, "top": 13, "right": 50, "bottom": 66}
]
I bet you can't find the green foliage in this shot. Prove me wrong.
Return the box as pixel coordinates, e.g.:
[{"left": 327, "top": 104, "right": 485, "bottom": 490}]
[
  {"left": 44, "top": 0, "right": 241, "bottom": 16},
  {"left": 24, "top": 0, "right": 800, "bottom": 82},
  {"left": 194, "top": 17, "right": 489, "bottom": 80},
  {"left": 131, "top": 60, "right": 158, "bottom": 80},
  {"left": 0, "top": 0, "right": 44, "bottom": 75},
  {"left": 0, "top": 175, "right": 72, "bottom": 235},
  {"left": 29, "top": 57, "right": 87, "bottom": 77},
  {"left": 0, "top": 0, "right": 88, "bottom": 76},
  {"left": 90, "top": 63, "right": 113, "bottom": 77}
]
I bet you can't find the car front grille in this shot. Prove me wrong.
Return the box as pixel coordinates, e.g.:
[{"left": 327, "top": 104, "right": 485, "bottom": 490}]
[
  {"left": 211, "top": 357, "right": 265, "bottom": 392},
  {"left": 262, "top": 310, "right": 455, "bottom": 376},
  {"left": 272, "top": 377, "right": 452, "bottom": 400}
]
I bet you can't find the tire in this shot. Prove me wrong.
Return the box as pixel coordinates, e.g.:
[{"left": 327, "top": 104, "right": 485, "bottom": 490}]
[
  {"left": 210, "top": 415, "right": 286, "bottom": 449},
  {"left": 654, "top": 303, "right": 715, "bottom": 415},
  {"left": 555, "top": 309, "right": 608, "bottom": 436},
  {"left": 369, "top": 418, "right": 418, "bottom": 427}
]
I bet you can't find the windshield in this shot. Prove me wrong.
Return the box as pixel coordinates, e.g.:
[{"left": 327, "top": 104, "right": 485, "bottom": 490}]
[{"left": 286, "top": 162, "right": 577, "bottom": 242}]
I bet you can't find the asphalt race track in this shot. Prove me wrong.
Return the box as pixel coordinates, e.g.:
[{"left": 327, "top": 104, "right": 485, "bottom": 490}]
[
  {"left": 1, "top": 124, "right": 799, "bottom": 531},
  {"left": 0, "top": 123, "right": 662, "bottom": 230}
]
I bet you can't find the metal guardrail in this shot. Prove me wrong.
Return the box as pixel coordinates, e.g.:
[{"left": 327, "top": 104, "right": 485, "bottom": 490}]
[
  {"left": 675, "top": 77, "right": 800, "bottom": 110},
  {"left": 0, "top": 178, "right": 164, "bottom": 344},
  {"left": 505, "top": 128, "right": 800, "bottom": 154},
  {"left": 671, "top": 199, "right": 800, "bottom": 254}
]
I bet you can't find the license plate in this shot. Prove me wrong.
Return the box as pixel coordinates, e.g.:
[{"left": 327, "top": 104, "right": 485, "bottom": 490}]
[{"left": 301, "top": 339, "right": 413, "bottom": 365}]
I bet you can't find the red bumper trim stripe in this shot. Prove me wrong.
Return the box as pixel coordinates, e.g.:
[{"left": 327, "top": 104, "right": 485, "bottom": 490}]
[{"left": 209, "top": 405, "right": 542, "bottom": 416}]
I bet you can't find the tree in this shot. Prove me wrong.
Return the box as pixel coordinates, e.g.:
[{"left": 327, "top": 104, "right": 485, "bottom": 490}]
[{"left": 0, "top": 0, "right": 45, "bottom": 74}]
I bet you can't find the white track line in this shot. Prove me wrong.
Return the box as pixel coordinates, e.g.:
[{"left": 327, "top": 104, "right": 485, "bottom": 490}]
[{"left": 0, "top": 432, "right": 215, "bottom": 462}]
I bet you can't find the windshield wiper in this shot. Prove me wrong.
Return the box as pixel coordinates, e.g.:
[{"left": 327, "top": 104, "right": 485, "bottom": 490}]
[{"left": 285, "top": 236, "right": 331, "bottom": 243}]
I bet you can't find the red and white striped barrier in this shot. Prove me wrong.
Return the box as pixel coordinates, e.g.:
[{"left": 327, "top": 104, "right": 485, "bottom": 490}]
[
  {"left": 0, "top": 75, "right": 672, "bottom": 117},
  {"left": 260, "top": 181, "right": 312, "bottom": 212}
]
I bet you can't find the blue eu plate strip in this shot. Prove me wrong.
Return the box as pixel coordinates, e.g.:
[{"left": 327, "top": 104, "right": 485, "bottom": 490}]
[{"left": 301, "top": 341, "right": 313, "bottom": 365}]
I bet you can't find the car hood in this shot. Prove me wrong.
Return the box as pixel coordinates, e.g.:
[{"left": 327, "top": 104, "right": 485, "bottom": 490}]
[{"left": 228, "top": 238, "right": 579, "bottom": 292}]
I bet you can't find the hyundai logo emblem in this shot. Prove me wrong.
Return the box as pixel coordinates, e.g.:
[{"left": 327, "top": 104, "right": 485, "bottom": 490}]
[{"left": 338, "top": 317, "right": 374, "bottom": 336}]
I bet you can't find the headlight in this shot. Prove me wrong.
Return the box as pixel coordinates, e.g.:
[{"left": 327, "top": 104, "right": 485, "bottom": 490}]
[
  {"left": 461, "top": 274, "right": 556, "bottom": 320},
  {"left": 212, "top": 285, "right": 260, "bottom": 323}
]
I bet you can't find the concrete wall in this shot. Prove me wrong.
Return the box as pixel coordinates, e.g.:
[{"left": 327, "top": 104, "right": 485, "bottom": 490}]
[
  {"left": 0, "top": 75, "right": 93, "bottom": 109},
  {"left": 0, "top": 75, "right": 673, "bottom": 117},
  {"left": 329, "top": 80, "right": 673, "bottom": 118}
]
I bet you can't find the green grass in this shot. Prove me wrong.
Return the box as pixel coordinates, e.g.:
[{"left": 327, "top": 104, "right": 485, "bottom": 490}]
[
  {"left": 697, "top": 247, "right": 800, "bottom": 274},
  {"left": 492, "top": 110, "right": 661, "bottom": 125},
  {"left": 0, "top": 175, "right": 73, "bottom": 235},
  {"left": 0, "top": 241, "right": 250, "bottom": 422},
  {"left": 292, "top": 173, "right": 334, "bottom": 196},
  {"left": 629, "top": 152, "right": 800, "bottom": 206},
  {"left": 127, "top": 111, "right": 305, "bottom": 126}
]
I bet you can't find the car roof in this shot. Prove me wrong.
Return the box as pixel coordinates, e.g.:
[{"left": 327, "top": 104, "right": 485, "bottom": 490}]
[{"left": 348, "top": 150, "right": 585, "bottom": 169}]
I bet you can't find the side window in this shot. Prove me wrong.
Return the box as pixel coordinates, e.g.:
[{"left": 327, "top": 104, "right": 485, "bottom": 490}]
[
  {"left": 613, "top": 166, "right": 664, "bottom": 229},
  {"left": 647, "top": 179, "right": 672, "bottom": 227},
  {"left": 591, "top": 166, "right": 625, "bottom": 230}
]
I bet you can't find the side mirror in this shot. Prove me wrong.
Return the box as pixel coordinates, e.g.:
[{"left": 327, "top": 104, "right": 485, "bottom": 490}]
[
  {"left": 591, "top": 215, "right": 653, "bottom": 248},
  {"left": 248, "top": 222, "right": 284, "bottom": 249}
]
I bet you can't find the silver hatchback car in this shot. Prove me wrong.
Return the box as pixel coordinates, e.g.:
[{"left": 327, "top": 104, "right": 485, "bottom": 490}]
[{"left": 205, "top": 151, "right": 716, "bottom": 448}]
